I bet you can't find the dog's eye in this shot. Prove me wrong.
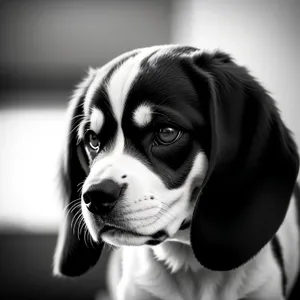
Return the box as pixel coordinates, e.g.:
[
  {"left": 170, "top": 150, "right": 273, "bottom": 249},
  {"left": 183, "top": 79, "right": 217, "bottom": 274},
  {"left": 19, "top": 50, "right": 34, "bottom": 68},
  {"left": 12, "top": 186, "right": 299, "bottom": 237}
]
[
  {"left": 85, "top": 130, "right": 100, "bottom": 152},
  {"left": 156, "top": 127, "right": 182, "bottom": 145}
]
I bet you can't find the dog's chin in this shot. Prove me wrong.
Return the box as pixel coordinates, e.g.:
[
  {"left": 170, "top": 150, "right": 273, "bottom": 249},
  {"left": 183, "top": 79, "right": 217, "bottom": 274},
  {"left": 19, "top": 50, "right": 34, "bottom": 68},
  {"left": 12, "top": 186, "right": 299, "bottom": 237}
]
[
  {"left": 101, "top": 229, "right": 150, "bottom": 247},
  {"left": 99, "top": 226, "right": 168, "bottom": 247}
]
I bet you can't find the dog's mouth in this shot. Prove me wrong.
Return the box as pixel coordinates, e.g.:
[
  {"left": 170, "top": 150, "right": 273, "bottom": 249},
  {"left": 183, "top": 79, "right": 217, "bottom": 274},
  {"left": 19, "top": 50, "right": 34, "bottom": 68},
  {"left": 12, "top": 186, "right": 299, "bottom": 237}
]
[
  {"left": 101, "top": 225, "right": 148, "bottom": 237},
  {"left": 100, "top": 225, "right": 168, "bottom": 247}
]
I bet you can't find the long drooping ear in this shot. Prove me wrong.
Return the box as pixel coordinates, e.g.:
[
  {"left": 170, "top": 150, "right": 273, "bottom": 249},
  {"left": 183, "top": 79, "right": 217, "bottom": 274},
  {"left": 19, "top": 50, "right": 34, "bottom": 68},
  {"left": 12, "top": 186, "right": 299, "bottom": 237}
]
[
  {"left": 190, "top": 52, "right": 299, "bottom": 271},
  {"left": 53, "top": 69, "right": 103, "bottom": 277}
]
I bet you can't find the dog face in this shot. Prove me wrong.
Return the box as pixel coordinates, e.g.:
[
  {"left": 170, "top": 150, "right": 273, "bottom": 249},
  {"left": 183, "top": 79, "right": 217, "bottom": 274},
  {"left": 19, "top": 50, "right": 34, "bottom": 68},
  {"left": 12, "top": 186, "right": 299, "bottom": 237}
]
[
  {"left": 79, "top": 47, "right": 209, "bottom": 247},
  {"left": 54, "top": 45, "right": 299, "bottom": 276}
]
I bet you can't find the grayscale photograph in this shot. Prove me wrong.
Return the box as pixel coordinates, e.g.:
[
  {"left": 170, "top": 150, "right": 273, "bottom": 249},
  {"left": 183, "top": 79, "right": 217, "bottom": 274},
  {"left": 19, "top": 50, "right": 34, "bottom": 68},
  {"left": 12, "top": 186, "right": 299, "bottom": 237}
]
[{"left": 0, "top": 1, "right": 300, "bottom": 299}]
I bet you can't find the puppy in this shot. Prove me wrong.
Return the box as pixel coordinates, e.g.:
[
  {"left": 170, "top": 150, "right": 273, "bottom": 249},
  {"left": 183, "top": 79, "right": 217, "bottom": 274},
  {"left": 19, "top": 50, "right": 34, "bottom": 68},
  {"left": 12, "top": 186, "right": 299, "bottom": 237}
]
[{"left": 53, "top": 45, "right": 300, "bottom": 300}]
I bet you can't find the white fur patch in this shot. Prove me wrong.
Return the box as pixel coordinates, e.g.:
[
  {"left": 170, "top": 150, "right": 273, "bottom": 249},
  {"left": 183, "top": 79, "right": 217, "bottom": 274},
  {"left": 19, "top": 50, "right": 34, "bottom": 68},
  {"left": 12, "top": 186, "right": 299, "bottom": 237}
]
[
  {"left": 153, "top": 236, "right": 201, "bottom": 273},
  {"left": 133, "top": 104, "right": 152, "bottom": 128},
  {"left": 90, "top": 107, "right": 104, "bottom": 134},
  {"left": 112, "top": 127, "right": 125, "bottom": 156}
]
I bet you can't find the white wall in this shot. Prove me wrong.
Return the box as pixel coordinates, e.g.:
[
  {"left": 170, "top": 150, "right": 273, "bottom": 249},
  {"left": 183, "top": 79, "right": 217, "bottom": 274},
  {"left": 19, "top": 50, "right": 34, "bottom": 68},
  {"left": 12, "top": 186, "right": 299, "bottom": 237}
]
[
  {"left": 0, "top": 96, "right": 66, "bottom": 232},
  {"left": 172, "top": 0, "right": 300, "bottom": 149}
]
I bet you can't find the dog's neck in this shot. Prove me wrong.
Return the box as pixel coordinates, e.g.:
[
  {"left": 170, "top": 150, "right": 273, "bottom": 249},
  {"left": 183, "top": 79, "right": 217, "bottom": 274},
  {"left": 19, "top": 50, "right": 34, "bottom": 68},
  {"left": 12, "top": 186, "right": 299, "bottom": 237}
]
[{"left": 152, "top": 228, "right": 201, "bottom": 273}]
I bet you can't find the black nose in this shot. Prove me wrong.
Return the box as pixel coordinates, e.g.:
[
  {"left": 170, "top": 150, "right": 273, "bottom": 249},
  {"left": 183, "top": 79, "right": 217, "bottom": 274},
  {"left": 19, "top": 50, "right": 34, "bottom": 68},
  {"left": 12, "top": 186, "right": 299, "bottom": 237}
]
[{"left": 83, "top": 179, "right": 123, "bottom": 215}]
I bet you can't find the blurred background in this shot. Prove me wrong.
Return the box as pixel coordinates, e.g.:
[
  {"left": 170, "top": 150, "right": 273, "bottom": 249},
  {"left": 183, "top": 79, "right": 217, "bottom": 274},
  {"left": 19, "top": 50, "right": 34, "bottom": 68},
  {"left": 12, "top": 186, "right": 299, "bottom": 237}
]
[{"left": 0, "top": 0, "right": 299, "bottom": 299}]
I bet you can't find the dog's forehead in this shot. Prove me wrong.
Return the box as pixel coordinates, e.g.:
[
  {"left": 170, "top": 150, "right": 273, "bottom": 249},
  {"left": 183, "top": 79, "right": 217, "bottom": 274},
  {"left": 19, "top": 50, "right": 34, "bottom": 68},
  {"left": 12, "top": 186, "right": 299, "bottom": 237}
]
[{"left": 85, "top": 45, "right": 202, "bottom": 125}]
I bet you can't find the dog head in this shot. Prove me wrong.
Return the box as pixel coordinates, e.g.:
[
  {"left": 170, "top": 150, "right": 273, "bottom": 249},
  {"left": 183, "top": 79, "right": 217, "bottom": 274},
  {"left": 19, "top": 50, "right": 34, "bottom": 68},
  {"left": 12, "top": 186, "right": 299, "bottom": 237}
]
[{"left": 53, "top": 45, "right": 299, "bottom": 276}]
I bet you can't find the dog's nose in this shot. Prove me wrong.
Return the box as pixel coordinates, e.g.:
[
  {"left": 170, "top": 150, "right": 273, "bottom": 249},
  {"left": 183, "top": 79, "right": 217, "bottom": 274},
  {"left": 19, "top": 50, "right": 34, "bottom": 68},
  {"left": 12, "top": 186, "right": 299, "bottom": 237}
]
[{"left": 83, "top": 179, "right": 123, "bottom": 215}]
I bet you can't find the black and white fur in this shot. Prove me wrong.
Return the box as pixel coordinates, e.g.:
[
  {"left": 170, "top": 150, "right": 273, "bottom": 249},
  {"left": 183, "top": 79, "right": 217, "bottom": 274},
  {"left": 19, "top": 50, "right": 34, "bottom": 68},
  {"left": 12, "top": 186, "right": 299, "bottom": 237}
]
[{"left": 53, "top": 45, "right": 300, "bottom": 300}]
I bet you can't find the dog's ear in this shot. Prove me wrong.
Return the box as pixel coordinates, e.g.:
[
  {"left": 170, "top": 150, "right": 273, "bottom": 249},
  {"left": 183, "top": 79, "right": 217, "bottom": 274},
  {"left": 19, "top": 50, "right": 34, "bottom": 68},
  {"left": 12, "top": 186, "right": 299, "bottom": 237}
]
[
  {"left": 53, "top": 69, "right": 104, "bottom": 277},
  {"left": 190, "top": 52, "right": 299, "bottom": 271}
]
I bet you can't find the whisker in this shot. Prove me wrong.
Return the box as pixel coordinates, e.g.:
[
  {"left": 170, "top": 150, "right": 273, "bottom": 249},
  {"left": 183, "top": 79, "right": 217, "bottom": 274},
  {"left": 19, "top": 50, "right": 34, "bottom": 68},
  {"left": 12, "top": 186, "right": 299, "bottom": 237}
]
[
  {"left": 75, "top": 216, "right": 85, "bottom": 240},
  {"left": 65, "top": 202, "right": 81, "bottom": 220},
  {"left": 64, "top": 204, "right": 81, "bottom": 222},
  {"left": 71, "top": 209, "right": 82, "bottom": 233},
  {"left": 69, "top": 202, "right": 81, "bottom": 213},
  {"left": 117, "top": 201, "right": 173, "bottom": 220},
  {"left": 159, "top": 205, "right": 175, "bottom": 220},
  {"left": 84, "top": 228, "right": 90, "bottom": 249},
  {"left": 89, "top": 234, "right": 98, "bottom": 249},
  {"left": 68, "top": 121, "right": 83, "bottom": 138},
  {"left": 77, "top": 181, "right": 85, "bottom": 193},
  {"left": 75, "top": 217, "right": 83, "bottom": 240},
  {"left": 62, "top": 198, "right": 81, "bottom": 214},
  {"left": 70, "top": 113, "right": 86, "bottom": 121},
  {"left": 79, "top": 218, "right": 86, "bottom": 236},
  {"left": 72, "top": 215, "right": 82, "bottom": 236}
]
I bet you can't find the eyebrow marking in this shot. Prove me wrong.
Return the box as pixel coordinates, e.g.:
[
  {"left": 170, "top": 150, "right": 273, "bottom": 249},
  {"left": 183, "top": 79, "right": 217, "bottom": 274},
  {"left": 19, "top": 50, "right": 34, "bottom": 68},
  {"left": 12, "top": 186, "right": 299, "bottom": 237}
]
[
  {"left": 133, "top": 104, "right": 153, "bottom": 128},
  {"left": 90, "top": 107, "right": 104, "bottom": 134}
]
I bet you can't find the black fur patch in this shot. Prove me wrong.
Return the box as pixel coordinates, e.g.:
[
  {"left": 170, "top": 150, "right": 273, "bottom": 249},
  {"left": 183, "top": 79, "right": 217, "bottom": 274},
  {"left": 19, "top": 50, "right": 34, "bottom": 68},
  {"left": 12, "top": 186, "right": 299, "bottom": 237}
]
[
  {"left": 179, "top": 220, "right": 191, "bottom": 230},
  {"left": 151, "top": 230, "right": 167, "bottom": 239},
  {"left": 146, "top": 240, "right": 161, "bottom": 246}
]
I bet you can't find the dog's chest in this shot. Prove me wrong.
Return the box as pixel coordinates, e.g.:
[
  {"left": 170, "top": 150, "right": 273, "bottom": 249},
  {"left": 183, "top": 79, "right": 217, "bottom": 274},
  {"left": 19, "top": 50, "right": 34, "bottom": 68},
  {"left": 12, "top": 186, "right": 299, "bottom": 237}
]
[
  {"left": 171, "top": 268, "right": 221, "bottom": 300},
  {"left": 159, "top": 264, "right": 244, "bottom": 300},
  {"left": 123, "top": 244, "right": 246, "bottom": 300}
]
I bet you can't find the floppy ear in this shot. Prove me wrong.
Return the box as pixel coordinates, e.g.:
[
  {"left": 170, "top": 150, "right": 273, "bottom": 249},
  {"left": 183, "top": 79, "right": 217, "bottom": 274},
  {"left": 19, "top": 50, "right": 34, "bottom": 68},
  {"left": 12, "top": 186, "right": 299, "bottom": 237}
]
[
  {"left": 190, "top": 52, "right": 299, "bottom": 271},
  {"left": 53, "top": 69, "right": 104, "bottom": 277}
]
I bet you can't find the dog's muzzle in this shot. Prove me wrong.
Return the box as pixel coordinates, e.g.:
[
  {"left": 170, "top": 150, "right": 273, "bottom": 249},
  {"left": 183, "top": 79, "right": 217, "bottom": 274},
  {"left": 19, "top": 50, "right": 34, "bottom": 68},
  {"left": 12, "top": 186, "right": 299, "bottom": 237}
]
[{"left": 83, "top": 179, "right": 126, "bottom": 215}]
